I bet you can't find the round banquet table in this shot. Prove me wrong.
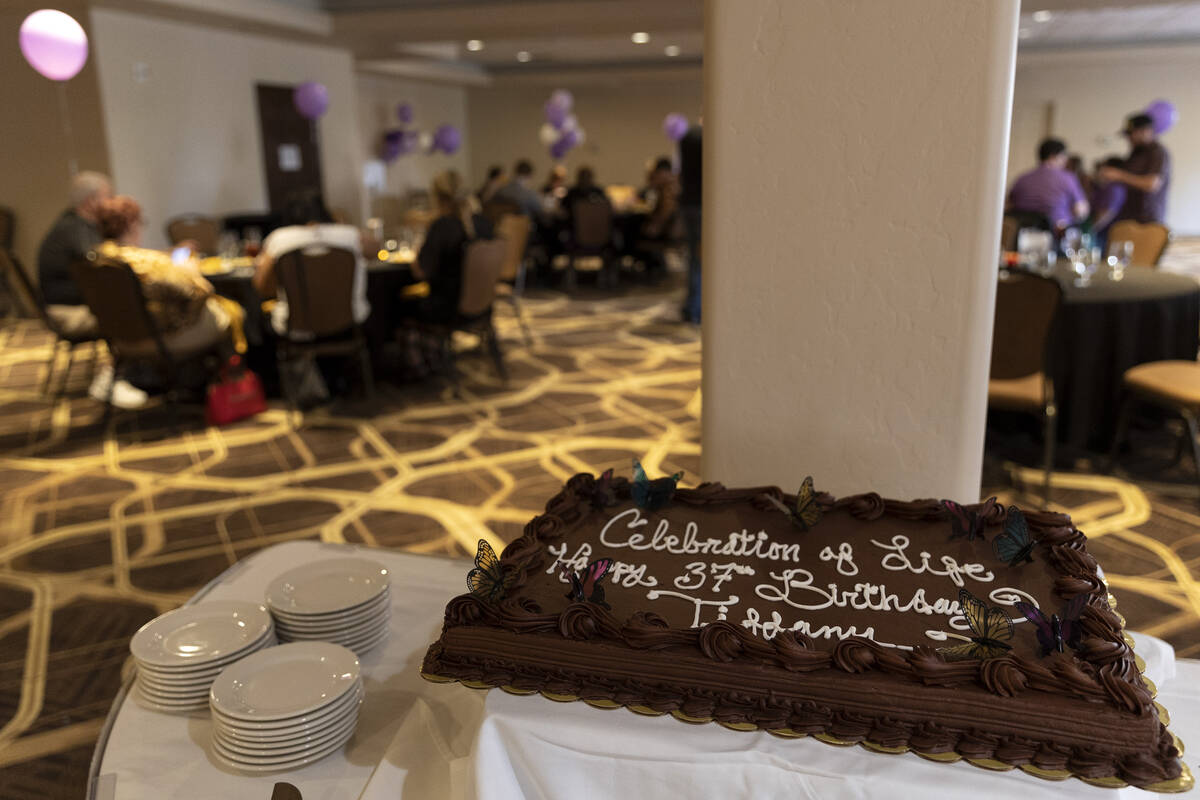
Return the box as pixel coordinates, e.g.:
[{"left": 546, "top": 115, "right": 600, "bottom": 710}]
[
  {"left": 1046, "top": 265, "right": 1200, "bottom": 451},
  {"left": 88, "top": 540, "right": 1200, "bottom": 800}
]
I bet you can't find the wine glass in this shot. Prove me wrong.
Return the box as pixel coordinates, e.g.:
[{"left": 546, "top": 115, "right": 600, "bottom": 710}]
[{"left": 1117, "top": 240, "right": 1134, "bottom": 269}]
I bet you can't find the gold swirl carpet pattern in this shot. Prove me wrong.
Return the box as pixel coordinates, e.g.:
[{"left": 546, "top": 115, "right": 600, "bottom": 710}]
[{"left": 0, "top": 285, "right": 1197, "bottom": 797}]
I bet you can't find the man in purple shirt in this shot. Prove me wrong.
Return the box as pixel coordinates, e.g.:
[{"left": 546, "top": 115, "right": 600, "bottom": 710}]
[
  {"left": 1007, "top": 138, "right": 1089, "bottom": 233},
  {"left": 1100, "top": 113, "right": 1170, "bottom": 224}
]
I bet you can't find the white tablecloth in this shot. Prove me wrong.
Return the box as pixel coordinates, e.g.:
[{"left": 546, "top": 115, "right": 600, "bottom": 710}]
[{"left": 93, "top": 541, "right": 1197, "bottom": 799}]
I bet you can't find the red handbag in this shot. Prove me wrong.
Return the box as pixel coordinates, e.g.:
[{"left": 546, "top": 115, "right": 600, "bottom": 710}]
[{"left": 205, "top": 355, "right": 267, "bottom": 426}]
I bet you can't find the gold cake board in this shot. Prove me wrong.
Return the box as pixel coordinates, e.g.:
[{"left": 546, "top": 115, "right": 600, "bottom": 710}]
[{"left": 418, "top": 592, "right": 1194, "bottom": 792}]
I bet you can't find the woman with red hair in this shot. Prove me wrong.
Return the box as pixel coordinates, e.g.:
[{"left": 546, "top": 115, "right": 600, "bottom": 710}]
[{"left": 91, "top": 195, "right": 244, "bottom": 356}]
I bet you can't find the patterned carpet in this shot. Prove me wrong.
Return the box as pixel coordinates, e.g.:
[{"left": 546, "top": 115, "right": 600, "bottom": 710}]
[{"left": 1, "top": 258, "right": 1200, "bottom": 796}]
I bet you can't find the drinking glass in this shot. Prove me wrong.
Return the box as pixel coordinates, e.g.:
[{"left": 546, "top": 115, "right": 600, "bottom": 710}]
[
  {"left": 1116, "top": 240, "right": 1134, "bottom": 269},
  {"left": 1062, "top": 228, "right": 1081, "bottom": 262},
  {"left": 1107, "top": 254, "right": 1125, "bottom": 281}
]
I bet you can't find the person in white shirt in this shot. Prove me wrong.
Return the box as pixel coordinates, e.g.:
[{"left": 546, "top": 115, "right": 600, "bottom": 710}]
[{"left": 253, "top": 221, "right": 370, "bottom": 338}]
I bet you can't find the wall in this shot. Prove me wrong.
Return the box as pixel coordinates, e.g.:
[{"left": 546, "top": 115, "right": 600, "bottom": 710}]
[
  {"left": 355, "top": 72, "right": 470, "bottom": 209},
  {"left": 702, "top": 0, "right": 1019, "bottom": 501},
  {"left": 0, "top": 1, "right": 112, "bottom": 272},
  {"left": 1009, "top": 43, "right": 1200, "bottom": 234},
  {"left": 468, "top": 71, "right": 702, "bottom": 188},
  {"left": 89, "top": 7, "right": 363, "bottom": 249}
]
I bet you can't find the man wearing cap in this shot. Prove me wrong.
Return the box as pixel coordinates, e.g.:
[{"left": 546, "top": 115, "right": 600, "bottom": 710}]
[{"left": 1100, "top": 113, "right": 1170, "bottom": 224}]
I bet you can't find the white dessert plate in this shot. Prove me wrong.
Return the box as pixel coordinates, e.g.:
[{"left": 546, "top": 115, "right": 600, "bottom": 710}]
[
  {"left": 137, "top": 667, "right": 226, "bottom": 690},
  {"left": 136, "top": 680, "right": 210, "bottom": 700},
  {"left": 214, "top": 712, "right": 357, "bottom": 757},
  {"left": 211, "top": 724, "right": 354, "bottom": 766},
  {"left": 269, "top": 589, "right": 390, "bottom": 624},
  {"left": 131, "top": 602, "right": 273, "bottom": 668},
  {"left": 134, "top": 686, "right": 209, "bottom": 713},
  {"left": 212, "top": 682, "right": 362, "bottom": 734},
  {"left": 136, "top": 634, "right": 274, "bottom": 678},
  {"left": 265, "top": 559, "right": 389, "bottom": 615},
  {"left": 210, "top": 730, "right": 350, "bottom": 774},
  {"left": 272, "top": 604, "right": 390, "bottom": 633},
  {"left": 278, "top": 625, "right": 388, "bottom": 656},
  {"left": 276, "top": 615, "right": 388, "bottom": 642},
  {"left": 209, "top": 643, "right": 359, "bottom": 722},
  {"left": 216, "top": 694, "right": 360, "bottom": 744}
]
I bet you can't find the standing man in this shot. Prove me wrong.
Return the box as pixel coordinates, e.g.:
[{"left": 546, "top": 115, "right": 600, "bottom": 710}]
[
  {"left": 678, "top": 124, "right": 702, "bottom": 324},
  {"left": 1101, "top": 113, "right": 1170, "bottom": 224},
  {"left": 1005, "top": 138, "right": 1089, "bottom": 233}
]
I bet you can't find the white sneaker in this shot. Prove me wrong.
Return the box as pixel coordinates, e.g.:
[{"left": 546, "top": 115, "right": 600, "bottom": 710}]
[{"left": 89, "top": 366, "right": 148, "bottom": 409}]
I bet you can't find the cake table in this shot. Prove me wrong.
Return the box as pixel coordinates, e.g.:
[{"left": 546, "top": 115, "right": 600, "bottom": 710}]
[{"left": 89, "top": 541, "right": 1199, "bottom": 799}]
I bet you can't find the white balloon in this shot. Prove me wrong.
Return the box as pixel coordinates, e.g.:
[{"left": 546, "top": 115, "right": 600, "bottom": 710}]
[
  {"left": 539, "top": 123, "right": 558, "bottom": 146},
  {"left": 417, "top": 131, "right": 434, "bottom": 153},
  {"left": 560, "top": 114, "right": 578, "bottom": 133}
]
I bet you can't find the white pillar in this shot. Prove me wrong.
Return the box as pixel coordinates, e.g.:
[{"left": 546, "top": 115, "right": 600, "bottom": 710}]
[{"left": 701, "top": 0, "right": 1019, "bottom": 500}]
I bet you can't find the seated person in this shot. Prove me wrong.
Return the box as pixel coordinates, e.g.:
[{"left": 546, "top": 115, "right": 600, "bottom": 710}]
[
  {"left": 563, "top": 166, "right": 612, "bottom": 233},
  {"left": 37, "top": 171, "right": 110, "bottom": 337},
  {"left": 1006, "top": 138, "right": 1088, "bottom": 234},
  {"left": 92, "top": 196, "right": 241, "bottom": 359},
  {"left": 492, "top": 160, "right": 545, "bottom": 223},
  {"left": 630, "top": 158, "right": 679, "bottom": 278},
  {"left": 1089, "top": 156, "right": 1128, "bottom": 244},
  {"left": 417, "top": 170, "right": 495, "bottom": 325},
  {"left": 476, "top": 165, "right": 505, "bottom": 205},
  {"left": 253, "top": 198, "right": 370, "bottom": 339}
]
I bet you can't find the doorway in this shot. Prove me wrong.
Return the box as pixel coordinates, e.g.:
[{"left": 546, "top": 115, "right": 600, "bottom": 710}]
[{"left": 256, "top": 83, "right": 324, "bottom": 215}]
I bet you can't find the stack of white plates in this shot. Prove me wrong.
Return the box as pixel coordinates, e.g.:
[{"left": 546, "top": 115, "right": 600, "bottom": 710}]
[
  {"left": 265, "top": 558, "right": 391, "bottom": 656},
  {"left": 131, "top": 601, "right": 275, "bottom": 712},
  {"left": 209, "top": 641, "right": 362, "bottom": 772}
]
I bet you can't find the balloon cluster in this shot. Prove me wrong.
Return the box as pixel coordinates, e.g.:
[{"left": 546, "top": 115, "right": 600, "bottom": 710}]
[
  {"left": 1145, "top": 99, "right": 1178, "bottom": 135},
  {"left": 663, "top": 112, "right": 689, "bottom": 142},
  {"left": 539, "top": 89, "right": 585, "bottom": 161},
  {"left": 381, "top": 102, "right": 461, "bottom": 163}
]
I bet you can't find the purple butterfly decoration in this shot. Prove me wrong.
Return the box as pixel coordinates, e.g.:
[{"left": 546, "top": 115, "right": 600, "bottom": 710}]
[
  {"left": 941, "top": 497, "right": 997, "bottom": 542},
  {"left": 562, "top": 558, "right": 614, "bottom": 609},
  {"left": 1015, "top": 595, "right": 1087, "bottom": 656},
  {"left": 590, "top": 469, "right": 617, "bottom": 510}
]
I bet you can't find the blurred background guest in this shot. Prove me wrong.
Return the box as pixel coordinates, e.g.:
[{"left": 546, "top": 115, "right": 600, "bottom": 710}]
[
  {"left": 494, "top": 160, "right": 544, "bottom": 222},
  {"left": 1066, "top": 153, "right": 1093, "bottom": 201},
  {"left": 679, "top": 123, "right": 702, "bottom": 324},
  {"left": 1089, "top": 156, "right": 1128, "bottom": 245},
  {"left": 37, "top": 172, "right": 111, "bottom": 328},
  {"left": 94, "top": 196, "right": 241, "bottom": 361},
  {"left": 1102, "top": 112, "right": 1171, "bottom": 224},
  {"left": 418, "top": 170, "right": 495, "bottom": 325},
  {"left": 476, "top": 165, "right": 505, "bottom": 205},
  {"left": 542, "top": 164, "right": 568, "bottom": 199},
  {"left": 1006, "top": 137, "right": 1089, "bottom": 234}
]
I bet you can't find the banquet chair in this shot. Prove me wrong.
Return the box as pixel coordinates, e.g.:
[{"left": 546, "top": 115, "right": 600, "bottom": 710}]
[
  {"left": 495, "top": 214, "right": 533, "bottom": 346},
  {"left": 1106, "top": 221, "right": 1169, "bottom": 267},
  {"left": 414, "top": 238, "right": 509, "bottom": 386},
  {"left": 273, "top": 245, "right": 374, "bottom": 414},
  {"left": 567, "top": 197, "right": 615, "bottom": 291},
  {"left": 1108, "top": 361, "right": 1200, "bottom": 492},
  {"left": 166, "top": 215, "right": 222, "bottom": 256},
  {"left": 988, "top": 271, "right": 1063, "bottom": 503},
  {"left": 69, "top": 253, "right": 220, "bottom": 427},
  {"left": 1, "top": 247, "right": 100, "bottom": 396}
]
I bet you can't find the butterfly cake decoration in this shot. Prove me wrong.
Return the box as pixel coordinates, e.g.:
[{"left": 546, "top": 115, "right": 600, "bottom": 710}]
[
  {"left": 994, "top": 506, "right": 1037, "bottom": 567},
  {"left": 562, "top": 558, "right": 614, "bottom": 609},
  {"left": 1015, "top": 595, "right": 1087, "bottom": 657},
  {"left": 938, "top": 588, "right": 1015, "bottom": 661},
  {"left": 765, "top": 475, "right": 822, "bottom": 531},
  {"left": 631, "top": 458, "right": 683, "bottom": 511},
  {"left": 941, "top": 496, "right": 998, "bottom": 542},
  {"left": 467, "top": 539, "right": 514, "bottom": 604}
]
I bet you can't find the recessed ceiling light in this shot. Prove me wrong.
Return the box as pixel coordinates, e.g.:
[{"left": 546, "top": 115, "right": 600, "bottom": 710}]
[
  {"left": 1032, "top": 9, "right": 1052, "bottom": 22},
  {"left": 466, "top": 39, "right": 484, "bottom": 52},
  {"left": 631, "top": 31, "right": 650, "bottom": 44},
  {"left": 664, "top": 44, "right": 681, "bottom": 57},
  {"left": 516, "top": 50, "right": 532, "bottom": 62}
]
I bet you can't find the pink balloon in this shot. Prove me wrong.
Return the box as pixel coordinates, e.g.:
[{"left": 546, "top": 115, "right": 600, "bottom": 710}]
[
  {"left": 293, "top": 81, "right": 329, "bottom": 120},
  {"left": 19, "top": 9, "right": 89, "bottom": 82}
]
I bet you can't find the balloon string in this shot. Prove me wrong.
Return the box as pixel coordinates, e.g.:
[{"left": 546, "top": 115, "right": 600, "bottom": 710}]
[{"left": 56, "top": 82, "right": 78, "bottom": 177}]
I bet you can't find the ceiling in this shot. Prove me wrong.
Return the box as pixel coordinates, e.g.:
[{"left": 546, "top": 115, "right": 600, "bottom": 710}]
[{"left": 1019, "top": 1, "right": 1200, "bottom": 47}]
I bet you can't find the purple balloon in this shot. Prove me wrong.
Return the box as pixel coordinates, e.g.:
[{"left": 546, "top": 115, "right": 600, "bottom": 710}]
[
  {"left": 382, "top": 130, "right": 404, "bottom": 162},
  {"left": 397, "top": 102, "right": 414, "bottom": 124},
  {"left": 19, "top": 10, "right": 89, "bottom": 81},
  {"left": 294, "top": 81, "right": 329, "bottom": 120},
  {"left": 1146, "top": 99, "right": 1178, "bottom": 135},
  {"left": 663, "top": 112, "right": 689, "bottom": 142},
  {"left": 549, "top": 139, "right": 569, "bottom": 161},
  {"left": 545, "top": 99, "right": 568, "bottom": 128},
  {"left": 549, "top": 89, "right": 574, "bottom": 113},
  {"left": 432, "top": 124, "right": 461, "bottom": 155},
  {"left": 560, "top": 129, "right": 580, "bottom": 149}
]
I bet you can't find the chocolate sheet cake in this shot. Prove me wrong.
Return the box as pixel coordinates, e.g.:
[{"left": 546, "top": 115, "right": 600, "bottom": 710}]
[{"left": 422, "top": 473, "right": 1191, "bottom": 791}]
